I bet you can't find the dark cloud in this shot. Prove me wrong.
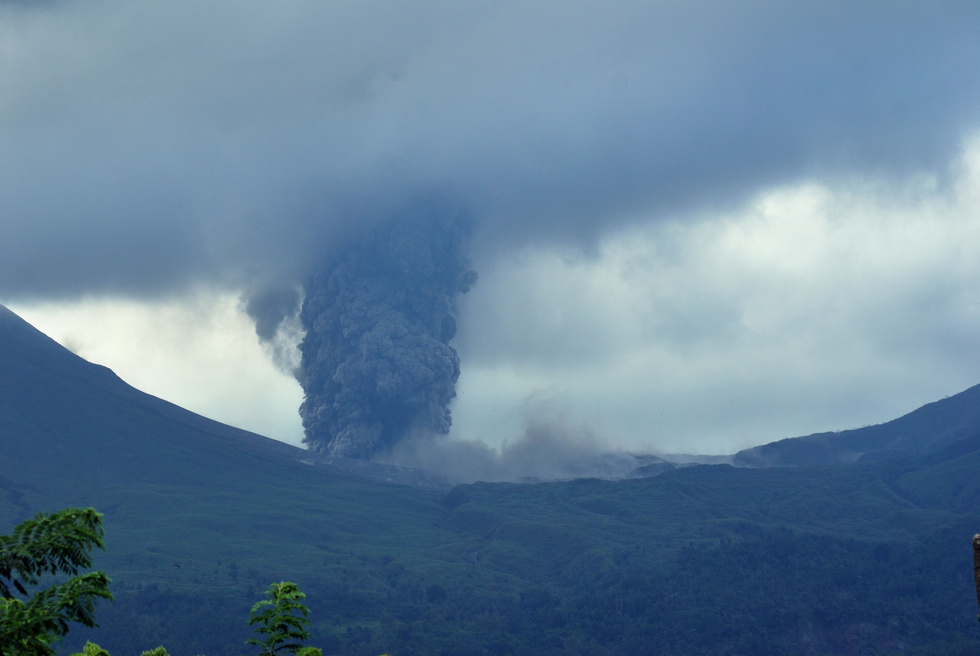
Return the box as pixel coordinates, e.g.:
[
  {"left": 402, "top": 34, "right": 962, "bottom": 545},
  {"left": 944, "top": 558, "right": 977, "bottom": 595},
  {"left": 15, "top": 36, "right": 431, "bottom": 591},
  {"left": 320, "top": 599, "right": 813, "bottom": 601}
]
[
  {"left": 1, "top": 1, "right": 977, "bottom": 302},
  {"left": 243, "top": 283, "right": 302, "bottom": 343}
]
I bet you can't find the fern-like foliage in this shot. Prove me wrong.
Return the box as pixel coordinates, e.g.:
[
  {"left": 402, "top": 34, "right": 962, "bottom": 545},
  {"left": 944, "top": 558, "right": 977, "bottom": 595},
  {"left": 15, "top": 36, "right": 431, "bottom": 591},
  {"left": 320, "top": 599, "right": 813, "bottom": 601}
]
[
  {"left": 246, "top": 582, "right": 318, "bottom": 656},
  {"left": 139, "top": 647, "right": 171, "bottom": 656},
  {"left": 70, "top": 641, "right": 111, "bottom": 656},
  {"left": 0, "top": 508, "right": 113, "bottom": 656}
]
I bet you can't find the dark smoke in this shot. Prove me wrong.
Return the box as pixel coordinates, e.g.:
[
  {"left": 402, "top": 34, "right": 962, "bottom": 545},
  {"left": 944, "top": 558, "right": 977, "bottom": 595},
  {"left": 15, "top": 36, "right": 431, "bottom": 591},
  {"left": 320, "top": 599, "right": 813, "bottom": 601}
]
[
  {"left": 240, "top": 281, "right": 304, "bottom": 374},
  {"left": 244, "top": 283, "right": 302, "bottom": 343},
  {"left": 296, "top": 211, "right": 477, "bottom": 458}
]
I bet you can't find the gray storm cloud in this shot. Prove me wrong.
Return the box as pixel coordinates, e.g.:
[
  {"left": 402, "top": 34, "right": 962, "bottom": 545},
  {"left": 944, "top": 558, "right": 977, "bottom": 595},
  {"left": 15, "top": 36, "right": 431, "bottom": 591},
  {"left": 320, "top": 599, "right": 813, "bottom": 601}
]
[
  {"left": 1, "top": 2, "right": 979, "bottom": 459},
  {"left": 296, "top": 207, "right": 476, "bottom": 458},
  {"left": 2, "top": 1, "right": 977, "bottom": 302}
]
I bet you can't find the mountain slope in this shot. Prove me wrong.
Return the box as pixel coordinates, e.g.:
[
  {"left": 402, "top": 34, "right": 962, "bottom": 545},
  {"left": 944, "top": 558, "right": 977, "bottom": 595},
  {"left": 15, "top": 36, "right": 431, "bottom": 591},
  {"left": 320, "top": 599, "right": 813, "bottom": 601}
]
[
  {"left": 0, "top": 300, "right": 457, "bottom": 526},
  {"left": 732, "top": 383, "right": 980, "bottom": 467},
  {"left": 0, "top": 303, "right": 306, "bottom": 484},
  {"left": 2, "top": 304, "right": 980, "bottom": 656}
]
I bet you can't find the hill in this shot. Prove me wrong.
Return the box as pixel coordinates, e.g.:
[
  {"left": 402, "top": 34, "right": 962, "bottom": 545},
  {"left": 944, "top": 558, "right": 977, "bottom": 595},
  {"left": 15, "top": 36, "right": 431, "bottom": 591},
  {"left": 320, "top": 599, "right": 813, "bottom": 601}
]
[
  {"left": 2, "top": 304, "right": 980, "bottom": 655},
  {"left": 733, "top": 384, "right": 980, "bottom": 467}
]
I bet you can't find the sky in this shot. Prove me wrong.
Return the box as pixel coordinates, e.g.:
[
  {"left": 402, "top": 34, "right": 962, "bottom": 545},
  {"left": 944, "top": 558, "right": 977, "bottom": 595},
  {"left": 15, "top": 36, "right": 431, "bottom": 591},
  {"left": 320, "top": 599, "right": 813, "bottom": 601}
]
[{"left": 2, "top": 1, "right": 979, "bottom": 458}]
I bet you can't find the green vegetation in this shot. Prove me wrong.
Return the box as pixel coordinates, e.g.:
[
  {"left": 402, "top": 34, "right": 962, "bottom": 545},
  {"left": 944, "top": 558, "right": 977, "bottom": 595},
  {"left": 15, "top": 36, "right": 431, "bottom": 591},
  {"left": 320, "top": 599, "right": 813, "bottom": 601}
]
[
  {"left": 7, "top": 496, "right": 978, "bottom": 655},
  {"left": 0, "top": 506, "right": 324, "bottom": 656},
  {"left": 64, "top": 579, "right": 326, "bottom": 656},
  {"left": 0, "top": 508, "right": 112, "bottom": 656},
  {"left": 247, "top": 582, "right": 320, "bottom": 656},
  {"left": 2, "top": 462, "right": 979, "bottom": 655},
  {"left": 69, "top": 642, "right": 110, "bottom": 656},
  {"left": 36, "top": 455, "right": 980, "bottom": 656}
]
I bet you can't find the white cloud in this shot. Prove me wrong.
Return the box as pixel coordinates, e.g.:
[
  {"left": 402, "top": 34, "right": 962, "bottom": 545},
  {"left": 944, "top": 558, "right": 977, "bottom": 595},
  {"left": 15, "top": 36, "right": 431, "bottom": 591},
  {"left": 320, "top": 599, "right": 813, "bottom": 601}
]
[
  {"left": 453, "top": 138, "right": 980, "bottom": 454},
  {"left": 8, "top": 291, "right": 305, "bottom": 446}
]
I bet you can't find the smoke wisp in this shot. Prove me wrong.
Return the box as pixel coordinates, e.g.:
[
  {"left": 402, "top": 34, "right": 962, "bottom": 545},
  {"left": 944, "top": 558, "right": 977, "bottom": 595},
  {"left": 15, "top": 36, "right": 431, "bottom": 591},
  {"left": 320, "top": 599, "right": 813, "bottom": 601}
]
[
  {"left": 297, "top": 210, "right": 477, "bottom": 458},
  {"left": 380, "top": 407, "right": 674, "bottom": 483}
]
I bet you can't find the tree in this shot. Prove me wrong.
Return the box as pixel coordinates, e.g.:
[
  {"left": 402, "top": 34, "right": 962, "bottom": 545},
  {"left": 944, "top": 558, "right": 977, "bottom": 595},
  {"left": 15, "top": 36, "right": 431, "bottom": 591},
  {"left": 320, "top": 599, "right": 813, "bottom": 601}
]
[
  {"left": 0, "top": 508, "right": 112, "bottom": 656},
  {"left": 246, "top": 581, "right": 321, "bottom": 656},
  {"left": 70, "top": 643, "right": 110, "bottom": 656},
  {"left": 69, "top": 642, "right": 169, "bottom": 656}
]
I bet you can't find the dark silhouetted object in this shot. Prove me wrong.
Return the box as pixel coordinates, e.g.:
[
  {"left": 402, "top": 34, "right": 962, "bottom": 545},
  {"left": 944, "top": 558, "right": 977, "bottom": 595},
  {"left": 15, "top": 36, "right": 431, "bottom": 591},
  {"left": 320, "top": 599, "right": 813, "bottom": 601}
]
[{"left": 974, "top": 533, "right": 980, "bottom": 622}]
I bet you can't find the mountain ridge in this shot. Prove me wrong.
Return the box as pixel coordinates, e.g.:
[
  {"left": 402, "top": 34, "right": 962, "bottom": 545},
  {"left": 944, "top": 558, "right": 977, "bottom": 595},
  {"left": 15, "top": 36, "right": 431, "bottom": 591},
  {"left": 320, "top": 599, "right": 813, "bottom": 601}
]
[
  {"left": 733, "top": 383, "right": 980, "bottom": 467},
  {"left": 3, "top": 303, "right": 980, "bottom": 655}
]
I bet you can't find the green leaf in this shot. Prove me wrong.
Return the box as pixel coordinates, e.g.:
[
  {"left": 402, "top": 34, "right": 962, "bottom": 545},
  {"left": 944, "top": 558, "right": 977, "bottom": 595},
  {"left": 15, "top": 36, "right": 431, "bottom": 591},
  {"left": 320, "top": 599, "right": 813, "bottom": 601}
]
[
  {"left": 0, "top": 508, "right": 112, "bottom": 655},
  {"left": 246, "top": 581, "right": 314, "bottom": 656}
]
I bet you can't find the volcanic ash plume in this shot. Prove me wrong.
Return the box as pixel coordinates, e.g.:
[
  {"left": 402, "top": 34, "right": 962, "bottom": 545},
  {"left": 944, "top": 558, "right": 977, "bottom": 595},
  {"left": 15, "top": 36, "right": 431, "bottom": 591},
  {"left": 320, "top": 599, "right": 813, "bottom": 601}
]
[{"left": 296, "top": 215, "right": 477, "bottom": 459}]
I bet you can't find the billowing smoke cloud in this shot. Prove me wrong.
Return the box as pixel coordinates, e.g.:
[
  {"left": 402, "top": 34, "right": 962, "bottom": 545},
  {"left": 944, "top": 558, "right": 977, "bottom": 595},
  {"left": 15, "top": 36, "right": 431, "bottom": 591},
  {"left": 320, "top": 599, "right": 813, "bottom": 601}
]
[{"left": 296, "top": 207, "right": 477, "bottom": 458}]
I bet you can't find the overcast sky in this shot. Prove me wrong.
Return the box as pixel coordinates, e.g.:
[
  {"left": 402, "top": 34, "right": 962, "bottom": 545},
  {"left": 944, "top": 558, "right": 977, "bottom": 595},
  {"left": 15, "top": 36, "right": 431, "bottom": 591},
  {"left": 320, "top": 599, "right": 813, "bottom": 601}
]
[{"left": 2, "top": 1, "right": 979, "bottom": 456}]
